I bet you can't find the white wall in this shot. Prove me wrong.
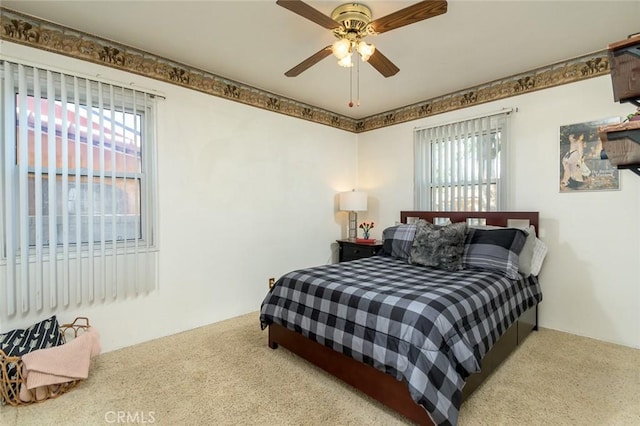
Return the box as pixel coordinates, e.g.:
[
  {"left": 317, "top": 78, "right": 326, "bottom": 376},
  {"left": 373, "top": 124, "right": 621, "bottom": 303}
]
[
  {"left": 357, "top": 76, "right": 640, "bottom": 349},
  {"left": 0, "top": 42, "right": 358, "bottom": 351},
  {"left": 3, "top": 43, "right": 638, "bottom": 352}
]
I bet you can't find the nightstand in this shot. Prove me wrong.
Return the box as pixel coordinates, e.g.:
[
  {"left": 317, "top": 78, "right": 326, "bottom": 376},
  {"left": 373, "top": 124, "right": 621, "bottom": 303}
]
[{"left": 336, "top": 239, "right": 383, "bottom": 262}]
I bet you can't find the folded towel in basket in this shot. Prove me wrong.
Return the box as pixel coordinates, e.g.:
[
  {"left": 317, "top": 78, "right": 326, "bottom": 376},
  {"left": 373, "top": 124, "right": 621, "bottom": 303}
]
[{"left": 18, "top": 327, "right": 100, "bottom": 401}]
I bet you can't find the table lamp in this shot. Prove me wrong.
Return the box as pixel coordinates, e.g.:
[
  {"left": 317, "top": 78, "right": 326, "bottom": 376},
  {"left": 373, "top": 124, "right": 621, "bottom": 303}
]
[{"left": 339, "top": 190, "right": 367, "bottom": 239}]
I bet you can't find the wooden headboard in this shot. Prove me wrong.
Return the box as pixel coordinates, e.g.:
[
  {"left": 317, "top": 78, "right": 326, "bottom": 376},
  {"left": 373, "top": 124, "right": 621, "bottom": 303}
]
[{"left": 400, "top": 211, "right": 539, "bottom": 234}]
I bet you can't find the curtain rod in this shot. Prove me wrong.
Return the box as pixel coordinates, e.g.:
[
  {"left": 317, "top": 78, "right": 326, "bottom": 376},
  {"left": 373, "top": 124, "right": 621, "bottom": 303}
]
[
  {"left": 0, "top": 56, "right": 166, "bottom": 99},
  {"left": 413, "top": 108, "right": 515, "bottom": 131}
]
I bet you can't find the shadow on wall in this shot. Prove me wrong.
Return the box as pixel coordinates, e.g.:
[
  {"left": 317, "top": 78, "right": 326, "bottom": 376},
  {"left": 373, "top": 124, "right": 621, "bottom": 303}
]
[
  {"left": 539, "top": 218, "right": 618, "bottom": 343},
  {"left": 329, "top": 241, "right": 339, "bottom": 264}
]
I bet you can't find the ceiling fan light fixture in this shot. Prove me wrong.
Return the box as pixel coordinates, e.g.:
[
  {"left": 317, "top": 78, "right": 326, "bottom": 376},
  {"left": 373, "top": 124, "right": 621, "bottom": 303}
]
[
  {"left": 332, "top": 38, "right": 352, "bottom": 60},
  {"left": 337, "top": 55, "right": 353, "bottom": 68},
  {"left": 279, "top": 0, "right": 447, "bottom": 79},
  {"left": 357, "top": 41, "right": 375, "bottom": 62}
]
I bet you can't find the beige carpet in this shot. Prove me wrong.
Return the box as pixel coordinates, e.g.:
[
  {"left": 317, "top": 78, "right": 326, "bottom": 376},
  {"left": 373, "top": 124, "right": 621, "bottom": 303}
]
[{"left": 1, "top": 312, "right": 639, "bottom": 426}]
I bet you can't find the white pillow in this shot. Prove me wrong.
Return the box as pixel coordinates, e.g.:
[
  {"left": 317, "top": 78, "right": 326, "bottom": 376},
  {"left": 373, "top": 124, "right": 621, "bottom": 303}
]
[
  {"left": 517, "top": 225, "right": 536, "bottom": 278},
  {"left": 530, "top": 238, "right": 548, "bottom": 276}
]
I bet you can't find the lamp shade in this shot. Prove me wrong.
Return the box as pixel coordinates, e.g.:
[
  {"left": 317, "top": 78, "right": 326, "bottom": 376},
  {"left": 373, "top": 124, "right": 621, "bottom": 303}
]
[
  {"left": 332, "top": 38, "right": 351, "bottom": 60},
  {"left": 339, "top": 191, "right": 367, "bottom": 211},
  {"left": 337, "top": 55, "right": 353, "bottom": 68},
  {"left": 357, "top": 41, "right": 375, "bottom": 61}
]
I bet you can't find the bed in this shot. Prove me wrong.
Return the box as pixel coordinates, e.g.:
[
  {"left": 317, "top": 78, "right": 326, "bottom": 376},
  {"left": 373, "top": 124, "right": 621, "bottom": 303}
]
[{"left": 260, "top": 211, "right": 542, "bottom": 425}]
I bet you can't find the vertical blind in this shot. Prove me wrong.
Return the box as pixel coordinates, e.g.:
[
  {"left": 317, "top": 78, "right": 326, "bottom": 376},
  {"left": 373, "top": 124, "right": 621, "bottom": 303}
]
[
  {"left": 1, "top": 61, "right": 159, "bottom": 317},
  {"left": 414, "top": 111, "right": 511, "bottom": 212}
]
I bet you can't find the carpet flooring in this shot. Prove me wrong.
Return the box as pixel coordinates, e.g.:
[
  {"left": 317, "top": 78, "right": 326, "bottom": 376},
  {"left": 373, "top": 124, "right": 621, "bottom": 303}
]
[{"left": 1, "top": 312, "right": 639, "bottom": 425}]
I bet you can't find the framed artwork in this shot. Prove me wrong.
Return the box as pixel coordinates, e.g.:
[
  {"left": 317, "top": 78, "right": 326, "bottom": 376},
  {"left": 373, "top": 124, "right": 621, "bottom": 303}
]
[{"left": 559, "top": 117, "right": 621, "bottom": 192}]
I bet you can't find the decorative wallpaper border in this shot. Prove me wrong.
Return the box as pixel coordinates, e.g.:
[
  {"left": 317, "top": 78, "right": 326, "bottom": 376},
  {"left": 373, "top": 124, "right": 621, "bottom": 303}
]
[
  {"left": 0, "top": 7, "right": 610, "bottom": 134},
  {"left": 359, "top": 52, "right": 610, "bottom": 132}
]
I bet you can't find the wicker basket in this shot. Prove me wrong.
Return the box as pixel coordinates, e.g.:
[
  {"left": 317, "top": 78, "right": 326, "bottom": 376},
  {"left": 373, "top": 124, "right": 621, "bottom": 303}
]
[{"left": 0, "top": 317, "right": 90, "bottom": 406}]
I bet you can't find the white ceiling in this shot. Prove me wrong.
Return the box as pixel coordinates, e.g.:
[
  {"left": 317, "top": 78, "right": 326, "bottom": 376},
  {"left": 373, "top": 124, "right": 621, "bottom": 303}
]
[{"left": 3, "top": 0, "right": 639, "bottom": 119}]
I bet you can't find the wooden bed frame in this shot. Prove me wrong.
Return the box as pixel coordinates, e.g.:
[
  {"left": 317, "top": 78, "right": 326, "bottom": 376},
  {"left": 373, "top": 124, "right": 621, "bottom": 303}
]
[{"left": 268, "top": 211, "right": 540, "bottom": 425}]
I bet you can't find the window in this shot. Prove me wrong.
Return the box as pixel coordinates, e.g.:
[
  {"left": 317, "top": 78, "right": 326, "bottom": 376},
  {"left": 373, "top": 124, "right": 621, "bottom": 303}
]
[
  {"left": 414, "top": 112, "right": 511, "bottom": 211},
  {"left": 20, "top": 96, "right": 144, "bottom": 246},
  {"left": 1, "top": 61, "right": 158, "bottom": 316}
]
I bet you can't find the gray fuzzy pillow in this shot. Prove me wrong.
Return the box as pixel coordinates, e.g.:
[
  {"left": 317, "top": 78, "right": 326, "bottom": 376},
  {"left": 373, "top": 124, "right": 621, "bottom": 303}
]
[{"left": 409, "top": 220, "right": 468, "bottom": 271}]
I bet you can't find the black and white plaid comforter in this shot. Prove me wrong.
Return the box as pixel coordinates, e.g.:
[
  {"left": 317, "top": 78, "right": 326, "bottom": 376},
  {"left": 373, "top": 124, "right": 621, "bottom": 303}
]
[{"left": 260, "top": 256, "right": 542, "bottom": 426}]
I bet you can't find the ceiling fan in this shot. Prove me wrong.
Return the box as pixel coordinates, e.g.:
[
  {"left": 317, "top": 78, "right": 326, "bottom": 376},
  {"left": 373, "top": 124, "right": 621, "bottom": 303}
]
[{"left": 276, "top": 0, "right": 448, "bottom": 78}]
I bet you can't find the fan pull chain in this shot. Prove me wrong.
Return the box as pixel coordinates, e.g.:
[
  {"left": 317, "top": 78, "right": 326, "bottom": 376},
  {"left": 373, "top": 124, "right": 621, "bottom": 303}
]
[
  {"left": 348, "top": 60, "right": 354, "bottom": 108},
  {"left": 356, "top": 55, "right": 360, "bottom": 107},
  {"left": 348, "top": 54, "right": 361, "bottom": 108}
]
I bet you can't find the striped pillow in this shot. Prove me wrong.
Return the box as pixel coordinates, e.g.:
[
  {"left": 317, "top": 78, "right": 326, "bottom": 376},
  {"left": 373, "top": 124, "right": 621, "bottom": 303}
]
[
  {"left": 530, "top": 238, "right": 548, "bottom": 276},
  {"left": 380, "top": 224, "right": 417, "bottom": 261},
  {"left": 462, "top": 228, "right": 527, "bottom": 279}
]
